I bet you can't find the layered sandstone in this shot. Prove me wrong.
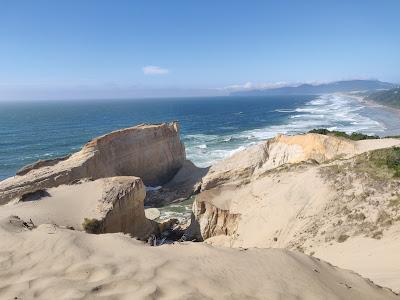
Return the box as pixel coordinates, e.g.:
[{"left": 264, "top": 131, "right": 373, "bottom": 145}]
[
  {"left": 187, "top": 133, "right": 400, "bottom": 291},
  {"left": 201, "top": 133, "right": 359, "bottom": 190},
  {"left": 0, "top": 122, "right": 185, "bottom": 204},
  {"left": 0, "top": 176, "right": 157, "bottom": 239}
]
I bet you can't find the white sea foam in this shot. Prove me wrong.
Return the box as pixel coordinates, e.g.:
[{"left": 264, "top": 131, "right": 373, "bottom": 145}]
[
  {"left": 274, "top": 109, "right": 297, "bottom": 113},
  {"left": 184, "top": 94, "right": 387, "bottom": 168}
]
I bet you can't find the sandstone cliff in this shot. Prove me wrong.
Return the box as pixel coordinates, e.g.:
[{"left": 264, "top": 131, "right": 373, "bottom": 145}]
[
  {"left": 0, "top": 122, "right": 185, "bottom": 204},
  {"left": 191, "top": 134, "right": 400, "bottom": 246},
  {"left": 190, "top": 133, "right": 366, "bottom": 239},
  {"left": 201, "top": 133, "right": 358, "bottom": 190},
  {"left": 187, "top": 133, "right": 400, "bottom": 291},
  {"left": 0, "top": 177, "right": 157, "bottom": 239},
  {"left": 1, "top": 126, "right": 400, "bottom": 297}
]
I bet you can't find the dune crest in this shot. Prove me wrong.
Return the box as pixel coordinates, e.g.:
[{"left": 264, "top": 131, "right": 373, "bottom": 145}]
[{"left": 0, "top": 223, "right": 397, "bottom": 300}]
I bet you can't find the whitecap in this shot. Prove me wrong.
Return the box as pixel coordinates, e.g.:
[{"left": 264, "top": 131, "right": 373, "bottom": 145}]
[
  {"left": 184, "top": 94, "right": 387, "bottom": 168},
  {"left": 274, "top": 109, "right": 296, "bottom": 113}
]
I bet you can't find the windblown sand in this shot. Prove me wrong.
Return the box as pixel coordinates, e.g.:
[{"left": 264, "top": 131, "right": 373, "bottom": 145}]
[
  {"left": 1, "top": 180, "right": 104, "bottom": 230},
  {"left": 2, "top": 134, "right": 400, "bottom": 299},
  {"left": 0, "top": 222, "right": 397, "bottom": 300}
]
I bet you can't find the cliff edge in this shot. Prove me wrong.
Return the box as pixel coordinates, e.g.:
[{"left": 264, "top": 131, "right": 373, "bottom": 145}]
[{"left": 0, "top": 122, "right": 185, "bottom": 204}]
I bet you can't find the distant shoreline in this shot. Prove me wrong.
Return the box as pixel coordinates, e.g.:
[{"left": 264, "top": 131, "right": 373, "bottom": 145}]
[{"left": 347, "top": 93, "right": 400, "bottom": 117}]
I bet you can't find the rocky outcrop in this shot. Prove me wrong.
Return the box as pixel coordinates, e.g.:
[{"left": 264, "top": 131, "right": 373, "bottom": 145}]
[
  {"left": 0, "top": 176, "right": 157, "bottom": 239},
  {"left": 201, "top": 133, "right": 357, "bottom": 190},
  {"left": 93, "top": 177, "right": 157, "bottom": 238},
  {"left": 186, "top": 188, "right": 240, "bottom": 241},
  {"left": 189, "top": 133, "right": 360, "bottom": 242},
  {"left": 145, "top": 160, "right": 208, "bottom": 206},
  {"left": 0, "top": 122, "right": 185, "bottom": 204},
  {"left": 16, "top": 154, "right": 72, "bottom": 176},
  {"left": 185, "top": 133, "right": 400, "bottom": 291},
  {"left": 190, "top": 133, "right": 400, "bottom": 244}
]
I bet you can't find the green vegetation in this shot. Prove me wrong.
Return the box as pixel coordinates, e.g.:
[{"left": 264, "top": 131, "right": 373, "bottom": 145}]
[
  {"left": 354, "top": 147, "right": 400, "bottom": 178},
  {"left": 367, "top": 88, "right": 400, "bottom": 108},
  {"left": 308, "top": 128, "right": 379, "bottom": 141},
  {"left": 322, "top": 147, "right": 400, "bottom": 180},
  {"left": 384, "top": 135, "right": 400, "bottom": 139},
  {"left": 82, "top": 218, "right": 102, "bottom": 234}
]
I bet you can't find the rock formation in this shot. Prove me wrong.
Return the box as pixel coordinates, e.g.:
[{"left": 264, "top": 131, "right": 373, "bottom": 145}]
[
  {"left": 3, "top": 122, "right": 400, "bottom": 295},
  {"left": 186, "top": 189, "right": 241, "bottom": 242},
  {"left": 189, "top": 133, "right": 364, "bottom": 240},
  {"left": 186, "top": 133, "right": 400, "bottom": 291},
  {"left": 192, "top": 134, "right": 400, "bottom": 246},
  {"left": 145, "top": 160, "right": 208, "bottom": 207},
  {"left": 0, "top": 122, "right": 185, "bottom": 204},
  {"left": 0, "top": 177, "right": 157, "bottom": 239},
  {"left": 201, "top": 133, "right": 358, "bottom": 190}
]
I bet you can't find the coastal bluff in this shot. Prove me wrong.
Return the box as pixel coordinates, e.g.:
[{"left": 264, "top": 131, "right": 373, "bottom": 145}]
[
  {"left": 0, "top": 124, "right": 399, "bottom": 298},
  {"left": 191, "top": 133, "right": 400, "bottom": 243},
  {"left": 0, "top": 122, "right": 185, "bottom": 204},
  {"left": 186, "top": 133, "right": 400, "bottom": 291}
]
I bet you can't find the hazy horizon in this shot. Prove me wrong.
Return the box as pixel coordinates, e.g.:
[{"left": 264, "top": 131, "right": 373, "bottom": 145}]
[{"left": 1, "top": 0, "right": 399, "bottom": 100}]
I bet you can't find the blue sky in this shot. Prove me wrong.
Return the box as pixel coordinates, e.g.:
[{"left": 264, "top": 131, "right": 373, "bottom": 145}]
[{"left": 0, "top": 0, "right": 399, "bottom": 99}]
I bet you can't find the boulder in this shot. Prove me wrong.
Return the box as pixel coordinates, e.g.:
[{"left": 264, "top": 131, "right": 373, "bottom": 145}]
[{"left": 144, "top": 208, "right": 161, "bottom": 220}]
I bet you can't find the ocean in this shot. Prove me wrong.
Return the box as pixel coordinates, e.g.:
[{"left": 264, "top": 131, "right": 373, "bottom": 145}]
[{"left": 1, "top": 94, "right": 400, "bottom": 181}]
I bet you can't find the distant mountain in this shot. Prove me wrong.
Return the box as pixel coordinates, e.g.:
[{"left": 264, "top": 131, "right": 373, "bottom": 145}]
[
  {"left": 231, "top": 80, "right": 395, "bottom": 96},
  {"left": 367, "top": 87, "right": 400, "bottom": 108}
]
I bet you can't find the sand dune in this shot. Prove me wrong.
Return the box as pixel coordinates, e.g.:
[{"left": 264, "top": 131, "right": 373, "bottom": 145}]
[
  {"left": 191, "top": 134, "right": 400, "bottom": 292},
  {"left": 0, "top": 222, "right": 397, "bottom": 300},
  {"left": 2, "top": 128, "right": 400, "bottom": 299}
]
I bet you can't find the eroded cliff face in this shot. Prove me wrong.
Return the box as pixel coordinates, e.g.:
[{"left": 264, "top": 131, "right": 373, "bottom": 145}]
[
  {"left": 0, "top": 122, "right": 185, "bottom": 204},
  {"left": 201, "top": 133, "right": 357, "bottom": 190},
  {"left": 189, "top": 133, "right": 358, "bottom": 241},
  {"left": 0, "top": 176, "right": 157, "bottom": 239},
  {"left": 189, "top": 133, "right": 400, "bottom": 246},
  {"left": 83, "top": 122, "right": 185, "bottom": 184},
  {"left": 93, "top": 177, "right": 157, "bottom": 238},
  {"left": 186, "top": 189, "right": 240, "bottom": 242}
]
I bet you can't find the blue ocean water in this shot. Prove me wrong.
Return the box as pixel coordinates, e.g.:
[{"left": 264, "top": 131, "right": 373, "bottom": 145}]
[{"left": 1, "top": 94, "right": 400, "bottom": 181}]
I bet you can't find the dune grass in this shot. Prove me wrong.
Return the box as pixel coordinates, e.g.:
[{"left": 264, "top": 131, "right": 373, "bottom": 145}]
[
  {"left": 354, "top": 147, "right": 400, "bottom": 178},
  {"left": 82, "top": 218, "right": 102, "bottom": 234},
  {"left": 308, "top": 129, "right": 379, "bottom": 141}
]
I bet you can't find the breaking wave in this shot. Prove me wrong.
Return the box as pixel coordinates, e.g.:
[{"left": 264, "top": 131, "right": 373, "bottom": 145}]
[{"left": 184, "top": 94, "right": 386, "bottom": 167}]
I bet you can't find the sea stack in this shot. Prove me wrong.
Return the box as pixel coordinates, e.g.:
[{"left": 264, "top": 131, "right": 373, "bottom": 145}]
[{"left": 0, "top": 122, "right": 185, "bottom": 205}]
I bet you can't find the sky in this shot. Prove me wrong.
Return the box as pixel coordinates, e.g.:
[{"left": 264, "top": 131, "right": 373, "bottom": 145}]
[{"left": 0, "top": 0, "right": 399, "bottom": 100}]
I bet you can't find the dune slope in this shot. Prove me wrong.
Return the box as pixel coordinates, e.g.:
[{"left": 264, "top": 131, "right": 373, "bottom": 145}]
[{"left": 0, "top": 223, "right": 397, "bottom": 300}]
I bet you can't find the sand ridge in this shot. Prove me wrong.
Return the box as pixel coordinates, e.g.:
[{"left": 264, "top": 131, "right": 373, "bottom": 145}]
[{"left": 0, "top": 223, "right": 397, "bottom": 300}]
